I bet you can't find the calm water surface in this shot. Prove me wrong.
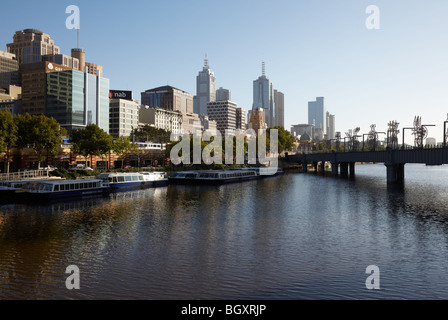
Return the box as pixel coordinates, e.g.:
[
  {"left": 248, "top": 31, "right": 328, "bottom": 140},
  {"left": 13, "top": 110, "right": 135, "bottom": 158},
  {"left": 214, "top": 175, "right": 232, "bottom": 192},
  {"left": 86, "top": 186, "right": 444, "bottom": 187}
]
[{"left": 1, "top": 164, "right": 448, "bottom": 299}]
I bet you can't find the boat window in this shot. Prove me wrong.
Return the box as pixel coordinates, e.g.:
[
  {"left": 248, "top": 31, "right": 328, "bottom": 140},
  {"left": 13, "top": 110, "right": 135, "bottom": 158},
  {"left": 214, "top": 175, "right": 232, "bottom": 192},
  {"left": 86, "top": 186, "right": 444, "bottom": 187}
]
[
  {"left": 125, "top": 176, "right": 132, "bottom": 182},
  {"left": 139, "top": 176, "right": 143, "bottom": 181},
  {"left": 132, "top": 176, "right": 138, "bottom": 181},
  {"left": 70, "top": 184, "right": 75, "bottom": 190},
  {"left": 113, "top": 177, "right": 118, "bottom": 183},
  {"left": 118, "top": 176, "right": 125, "bottom": 182},
  {"left": 54, "top": 185, "right": 59, "bottom": 192}
]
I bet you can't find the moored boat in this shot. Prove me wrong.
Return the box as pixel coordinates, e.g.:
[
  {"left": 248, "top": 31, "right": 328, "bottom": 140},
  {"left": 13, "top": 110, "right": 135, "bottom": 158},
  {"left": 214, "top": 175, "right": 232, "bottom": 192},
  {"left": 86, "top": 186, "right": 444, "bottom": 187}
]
[
  {"left": 0, "top": 178, "right": 64, "bottom": 202},
  {"left": 168, "top": 169, "right": 260, "bottom": 185},
  {"left": 15, "top": 179, "right": 110, "bottom": 200},
  {"left": 96, "top": 172, "right": 168, "bottom": 190}
]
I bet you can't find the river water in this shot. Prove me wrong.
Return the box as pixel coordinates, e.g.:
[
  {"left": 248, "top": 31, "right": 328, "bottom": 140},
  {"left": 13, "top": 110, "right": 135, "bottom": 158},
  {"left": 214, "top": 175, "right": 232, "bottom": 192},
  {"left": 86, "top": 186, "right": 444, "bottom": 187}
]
[{"left": 1, "top": 164, "right": 448, "bottom": 300}]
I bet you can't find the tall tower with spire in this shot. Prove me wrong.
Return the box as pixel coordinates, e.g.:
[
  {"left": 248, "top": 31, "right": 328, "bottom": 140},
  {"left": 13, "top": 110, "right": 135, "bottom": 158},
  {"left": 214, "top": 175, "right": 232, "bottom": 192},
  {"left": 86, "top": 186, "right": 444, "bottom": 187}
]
[
  {"left": 196, "top": 54, "right": 216, "bottom": 115},
  {"left": 253, "top": 60, "right": 275, "bottom": 127}
]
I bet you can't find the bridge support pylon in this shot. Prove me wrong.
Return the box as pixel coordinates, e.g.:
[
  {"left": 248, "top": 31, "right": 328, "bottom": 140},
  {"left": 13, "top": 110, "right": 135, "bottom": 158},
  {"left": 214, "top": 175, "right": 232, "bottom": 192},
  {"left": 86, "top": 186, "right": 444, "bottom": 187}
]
[
  {"left": 320, "top": 161, "right": 326, "bottom": 173},
  {"left": 301, "top": 162, "right": 308, "bottom": 173},
  {"left": 331, "top": 162, "right": 338, "bottom": 175},
  {"left": 385, "top": 163, "right": 405, "bottom": 184},
  {"left": 349, "top": 162, "right": 355, "bottom": 178},
  {"left": 340, "top": 162, "right": 349, "bottom": 177}
]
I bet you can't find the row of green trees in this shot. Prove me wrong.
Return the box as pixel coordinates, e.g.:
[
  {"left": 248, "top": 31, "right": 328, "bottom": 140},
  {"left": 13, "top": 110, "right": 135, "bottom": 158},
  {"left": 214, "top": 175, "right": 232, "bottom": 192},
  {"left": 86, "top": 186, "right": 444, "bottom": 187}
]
[
  {"left": 1, "top": 109, "right": 295, "bottom": 173},
  {"left": 167, "top": 126, "right": 295, "bottom": 164},
  {"left": 0, "top": 110, "right": 146, "bottom": 173},
  {"left": 0, "top": 110, "right": 66, "bottom": 173}
]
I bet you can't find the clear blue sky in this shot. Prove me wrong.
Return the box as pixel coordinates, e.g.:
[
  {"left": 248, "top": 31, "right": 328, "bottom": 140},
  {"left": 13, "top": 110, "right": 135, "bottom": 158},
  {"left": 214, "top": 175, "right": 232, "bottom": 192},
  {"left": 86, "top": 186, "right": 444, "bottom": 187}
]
[{"left": 1, "top": 0, "right": 448, "bottom": 144}]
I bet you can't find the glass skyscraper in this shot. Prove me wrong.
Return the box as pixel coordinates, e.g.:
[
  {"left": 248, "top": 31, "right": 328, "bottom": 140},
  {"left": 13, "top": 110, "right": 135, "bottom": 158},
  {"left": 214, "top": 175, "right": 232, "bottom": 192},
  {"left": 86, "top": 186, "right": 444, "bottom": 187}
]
[
  {"left": 46, "top": 69, "right": 109, "bottom": 133},
  {"left": 308, "top": 97, "right": 326, "bottom": 134},
  {"left": 196, "top": 55, "right": 216, "bottom": 115},
  {"left": 253, "top": 61, "right": 275, "bottom": 128}
]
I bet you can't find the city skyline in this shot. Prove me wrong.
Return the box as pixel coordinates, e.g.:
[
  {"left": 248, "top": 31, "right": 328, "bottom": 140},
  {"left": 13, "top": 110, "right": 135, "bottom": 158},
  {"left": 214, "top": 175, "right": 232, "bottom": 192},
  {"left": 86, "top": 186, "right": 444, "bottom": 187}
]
[{"left": 1, "top": 0, "right": 448, "bottom": 144}]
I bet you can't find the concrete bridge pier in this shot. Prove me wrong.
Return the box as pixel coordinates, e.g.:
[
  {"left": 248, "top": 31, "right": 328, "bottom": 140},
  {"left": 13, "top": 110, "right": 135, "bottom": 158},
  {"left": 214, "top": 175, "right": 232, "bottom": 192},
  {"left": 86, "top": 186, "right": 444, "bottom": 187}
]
[
  {"left": 320, "top": 161, "right": 326, "bottom": 173},
  {"left": 301, "top": 162, "right": 308, "bottom": 173},
  {"left": 340, "top": 162, "right": 349, "bottom": 177},
  {"left": 331, "top": 162, "right": 338, "bottom": 175},
  {"left": 349, "top": 162, "right": 355, "bottom": 177},
  {"left": 385, "top": 163, "right": 405, "bottom": 184}
]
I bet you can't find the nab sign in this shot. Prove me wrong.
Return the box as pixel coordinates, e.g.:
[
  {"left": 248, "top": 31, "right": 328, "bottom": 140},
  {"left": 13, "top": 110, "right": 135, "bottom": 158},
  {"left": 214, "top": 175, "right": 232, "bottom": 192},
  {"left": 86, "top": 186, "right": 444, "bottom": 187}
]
[{"left": 109, "top": 90, "right": 133, "bottom": 101}]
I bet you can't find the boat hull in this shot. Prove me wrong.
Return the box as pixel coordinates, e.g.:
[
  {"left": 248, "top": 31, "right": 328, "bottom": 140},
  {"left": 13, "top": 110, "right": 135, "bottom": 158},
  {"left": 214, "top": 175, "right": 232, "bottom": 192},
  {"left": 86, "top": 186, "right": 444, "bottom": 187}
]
[
  {"left": 17, "top": 187, "right": 110, "bottom": 200},
  {"left": 108, "top": 179, "right": 168, "bottom": 190}
]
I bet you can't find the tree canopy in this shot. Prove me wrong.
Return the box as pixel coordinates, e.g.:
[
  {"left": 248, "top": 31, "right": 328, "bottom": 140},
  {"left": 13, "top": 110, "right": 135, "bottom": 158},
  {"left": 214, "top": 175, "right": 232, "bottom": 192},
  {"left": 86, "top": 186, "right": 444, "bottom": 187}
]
[{"left": 70, "top": 124, "right": 113, "bottom": 165}]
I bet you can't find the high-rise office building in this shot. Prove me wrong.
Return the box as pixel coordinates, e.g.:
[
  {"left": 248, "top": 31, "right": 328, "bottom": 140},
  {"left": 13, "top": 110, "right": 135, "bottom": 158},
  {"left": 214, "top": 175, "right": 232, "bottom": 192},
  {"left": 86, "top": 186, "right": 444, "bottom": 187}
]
[
  {"left": 207, "top": 100, "right": 237, "bottom": 136},
  {"left": 236, "top": 107, "right": 246, "bottom": 130},
  {"left": 109, "top": 98, "right": 140, "bottom": 139},
  {"left": 253, "top": 61, "right": 275, "bottom": 127},
  {"left": 196, "top": 55, "right": 216, "bottom": 115},
  {"left": 274, "top": 90, "right": 284, "bottom": 128},
  {"left": 0, "top": 50, "right": 20, "bottom": 88},
  {"left": 7, "top": 29, "right": 60, "bottom": 64},
  {"left": 46, "top": 68, "right": 110, "bottom": 133},
  {"left": 141, "top": 85, "right": 193, "bottom": 114},
  {"left": 216, "top": 87, "right": 231, "bottom": 101},
  {"left": 308, "top": 97, "right": 326, "bottom": 135},
  {"left": 326, "top": 111, "right": 335, "bottom": 140},
  {"left": 20, "top": 61, "right": 72, "bottom": 115}
]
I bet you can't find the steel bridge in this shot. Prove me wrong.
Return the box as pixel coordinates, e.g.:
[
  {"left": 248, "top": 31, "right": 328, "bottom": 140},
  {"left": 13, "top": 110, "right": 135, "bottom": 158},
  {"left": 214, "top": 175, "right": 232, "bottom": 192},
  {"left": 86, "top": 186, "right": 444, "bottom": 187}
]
[{"left": 284, "top": 147, "right": 448, "bottom": 183}]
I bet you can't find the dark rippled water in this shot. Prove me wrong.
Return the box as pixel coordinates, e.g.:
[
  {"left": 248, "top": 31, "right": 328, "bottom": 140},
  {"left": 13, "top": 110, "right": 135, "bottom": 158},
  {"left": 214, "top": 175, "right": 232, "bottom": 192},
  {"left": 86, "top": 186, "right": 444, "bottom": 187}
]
[{"left": 2, "top": 164, "right": 448, "bottom": 299}]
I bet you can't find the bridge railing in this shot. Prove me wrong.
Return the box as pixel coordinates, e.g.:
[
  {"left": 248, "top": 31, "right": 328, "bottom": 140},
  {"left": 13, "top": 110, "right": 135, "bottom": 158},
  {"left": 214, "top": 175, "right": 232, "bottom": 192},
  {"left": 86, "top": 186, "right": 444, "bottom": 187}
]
[{"left": 0, "top": 169, "right": 50, "bottom": 181}]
